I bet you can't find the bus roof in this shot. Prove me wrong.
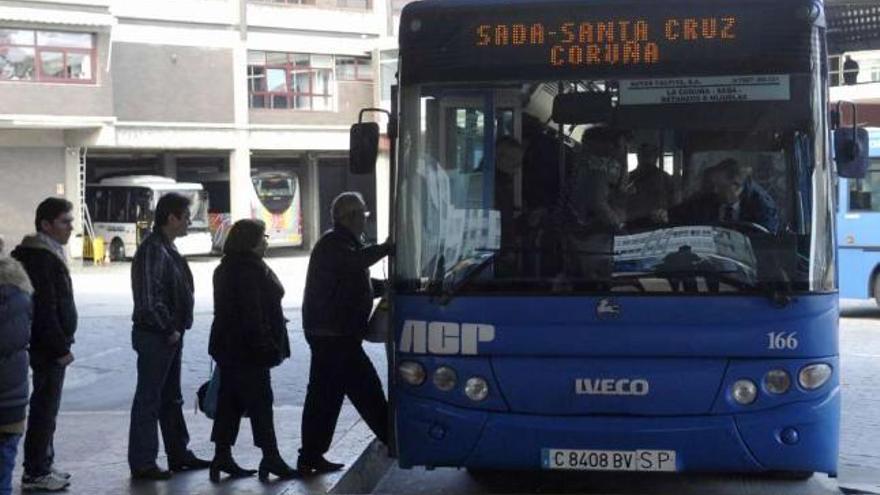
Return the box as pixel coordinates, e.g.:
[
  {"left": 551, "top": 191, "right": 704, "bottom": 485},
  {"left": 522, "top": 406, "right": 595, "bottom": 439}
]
[{"left": 94, "top": 175, "right": 204, "bottom": 190}]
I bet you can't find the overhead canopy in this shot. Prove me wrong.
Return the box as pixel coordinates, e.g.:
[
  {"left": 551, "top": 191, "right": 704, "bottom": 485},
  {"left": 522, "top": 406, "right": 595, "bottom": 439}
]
[{"left": 827, "top": 0, "right": 880, "bottom": 54}]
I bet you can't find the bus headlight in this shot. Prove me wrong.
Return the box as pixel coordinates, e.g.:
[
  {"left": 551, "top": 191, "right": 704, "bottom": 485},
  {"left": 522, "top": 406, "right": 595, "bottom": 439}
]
[
  {"left": 432, "top": 366, "right": 457, "bottom": 392},
  {"left": 731, "top": 379, "right": 758, "bottom": 405},
  {"left": 763, "top": 370, "right": 791, "bottom": 394},
  {"left": 798, "top": 363, "right": 832, "bottom": 390},
  {"left": 465, "top": 377, "right": 489, "bottom": 402},
  {"left": 399, "top": 361, "right": 426, "bottom": 386}
]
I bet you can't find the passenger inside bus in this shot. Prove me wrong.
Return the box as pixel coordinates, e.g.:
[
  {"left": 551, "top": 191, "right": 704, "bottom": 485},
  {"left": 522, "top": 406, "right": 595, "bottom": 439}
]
[
  {"left": 626, "top": 142, "right": 677, "bottom": 229},
  {"left": 560, "top": 126, "right": 629, "bottom": 281},
  {"left": 493, "top": 135, "right": 525, "bottom": 275},
  {"left": 670, "top": 158, "right": 779, "bottom": 233}
]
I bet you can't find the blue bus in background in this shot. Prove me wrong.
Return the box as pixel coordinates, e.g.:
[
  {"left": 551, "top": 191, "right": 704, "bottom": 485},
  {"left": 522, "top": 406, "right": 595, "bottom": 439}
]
[
  {"left": 838, "top": 128, "right": 880, "bottom": 304},
  {"left": 351, "top": 0, "right": 869, "bottom": 480}
]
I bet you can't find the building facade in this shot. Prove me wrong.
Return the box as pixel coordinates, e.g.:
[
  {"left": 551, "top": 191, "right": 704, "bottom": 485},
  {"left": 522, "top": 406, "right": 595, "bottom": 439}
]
[{"left": 0, "top": 0, "right": 400, "bottom": 253}]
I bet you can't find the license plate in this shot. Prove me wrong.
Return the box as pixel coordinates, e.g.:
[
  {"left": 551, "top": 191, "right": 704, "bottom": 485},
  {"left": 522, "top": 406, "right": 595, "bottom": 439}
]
[{"left": 542, "top": 449, "right": 677, "bottom": 472}]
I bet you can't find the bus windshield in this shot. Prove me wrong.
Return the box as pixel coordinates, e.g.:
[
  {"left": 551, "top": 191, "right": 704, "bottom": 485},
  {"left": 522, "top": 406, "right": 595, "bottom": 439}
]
[
  {"left": 396, "top": 81, "right": 825, "bottom": 296},
  {"left": 253, "top": 176, "right": 296, "bottom": 214}
]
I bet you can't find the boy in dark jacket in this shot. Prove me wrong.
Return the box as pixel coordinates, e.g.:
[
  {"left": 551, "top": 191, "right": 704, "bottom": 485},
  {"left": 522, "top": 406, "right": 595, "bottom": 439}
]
[
  {"left": 10, "top": 198, "right": 76, "bottom": 492},
  {"left": 299, "top": 192, "right": 392, "bottom": 475},
  {"left": 0, "top": 250, "right": 33, "bottom": 495}
]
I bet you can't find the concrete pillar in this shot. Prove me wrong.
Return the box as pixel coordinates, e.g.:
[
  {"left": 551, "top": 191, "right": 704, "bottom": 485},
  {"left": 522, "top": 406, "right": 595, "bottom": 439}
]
[
  {"left": 64, "top": 146, "right": 83, "bottom": 259},
  {"left": 306, "top": 153, "right": 321, "bottom": 248},
  {"left": 229, "top": 144, "right": 251, "bottom": 221},
  {"left": 230, "top": 0, "right": 252, "bottom": 222},
  {"left": 161, "top": 153, "right": 177, "bottom": 179}
]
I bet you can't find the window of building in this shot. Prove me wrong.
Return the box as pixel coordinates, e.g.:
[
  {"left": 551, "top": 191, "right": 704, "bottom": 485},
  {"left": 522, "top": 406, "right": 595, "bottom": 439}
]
[
  {"left": 249, "top": 51, "right": 336, "bottom": 111},
  {"left": 0, "top": 29, "right": 94, "bottom": 83},
  {"left": 250, "top": 0, "right": 370, "bottom": 9},
  {"left": 849, "top": 158, "right": 880, "bottom": 212},
  {"left": 336, "top": 56, "right": 372, "bottom": 81}
]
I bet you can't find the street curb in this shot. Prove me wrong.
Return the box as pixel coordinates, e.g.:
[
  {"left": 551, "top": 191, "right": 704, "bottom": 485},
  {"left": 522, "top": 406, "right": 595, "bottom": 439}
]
[
  {"left": 329, "top": 439, "right": 394, "bottom": 494},
  {"left": 840, "top": 485, "right": 880, "bottom": 495}
]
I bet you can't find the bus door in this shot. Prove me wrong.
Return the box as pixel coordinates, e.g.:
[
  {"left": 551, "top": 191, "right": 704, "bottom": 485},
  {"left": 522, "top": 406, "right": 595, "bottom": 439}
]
[{"left": 430, "top": 90, "right": 523, "bottom": 211}]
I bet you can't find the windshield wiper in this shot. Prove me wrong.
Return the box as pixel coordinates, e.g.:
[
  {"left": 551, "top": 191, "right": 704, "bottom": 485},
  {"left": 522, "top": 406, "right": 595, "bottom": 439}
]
[
  {"left": 653, "top": 269, "right": 794, "bottom": 307},
  {"left": 431, "top": 251, "right": 497, "bottom": 305}
]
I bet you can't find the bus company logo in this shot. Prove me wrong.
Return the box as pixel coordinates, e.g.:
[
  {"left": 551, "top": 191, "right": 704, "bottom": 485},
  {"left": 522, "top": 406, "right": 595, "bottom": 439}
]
[
  {"left": 399, "top": 320, "right": 495, "bottom": 355},
  {"left": 596, "top": 298, "right": 621, "bottom": 319},
  {"left": 576, "top": 378, "right": 650, "bottom": 396}
]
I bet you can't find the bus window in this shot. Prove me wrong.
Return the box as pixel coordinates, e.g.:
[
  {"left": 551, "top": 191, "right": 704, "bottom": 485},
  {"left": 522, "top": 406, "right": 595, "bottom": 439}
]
[
  {"left": 848, "top": 158, "right": 880, "bottom": 211},
  {"left": 446, "top": 107, "right": 485, "bottom": 174},
  {"left": 85, "top": 188, "right": 97, "bottom": 222},
  {"left": 190, "top": 190, "right": 209, "bottom": 227},
  {"left": 132, "top": 189, "right": 152, "bottom": 223},
  {"left": 109, "top": 189, "right": 129, "bottom": 223},
  {"left": 92, "top": 188, "right": 109, "bottom": 223},
  {"left": 496, "top": 108, "right": 515, "bottom": 139},
  {"left": 253, "top": 177, "right": 295, "bottom": 214}
]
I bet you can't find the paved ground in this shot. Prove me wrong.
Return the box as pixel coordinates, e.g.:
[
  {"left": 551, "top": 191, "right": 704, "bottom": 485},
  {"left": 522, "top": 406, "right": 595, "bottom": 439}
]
[
  {"left": 837, "top": 300, "right": 880, "bottom": 494},
  {"left": 10, "top": 408, "right": 377, "bottom": 495}
]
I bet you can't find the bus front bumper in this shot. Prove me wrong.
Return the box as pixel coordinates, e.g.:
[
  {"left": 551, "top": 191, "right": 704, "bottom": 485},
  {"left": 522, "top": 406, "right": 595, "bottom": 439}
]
[{"left": 395, "top": 388, "right": 839, "bottom": 475}]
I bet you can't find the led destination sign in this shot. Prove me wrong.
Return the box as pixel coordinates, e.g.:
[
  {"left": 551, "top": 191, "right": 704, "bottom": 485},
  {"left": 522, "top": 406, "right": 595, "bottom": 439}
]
[
  {"left": 399, "top": 2, "right": 815, "bottom": 83},
  {"left": 475, "top": 17, "right": 738, "bottom": 67}
]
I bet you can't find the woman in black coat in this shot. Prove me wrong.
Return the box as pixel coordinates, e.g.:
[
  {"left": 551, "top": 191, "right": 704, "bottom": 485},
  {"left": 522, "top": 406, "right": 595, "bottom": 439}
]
[{"left": 208, "top": 219, "right": 297, "bottom": 482}]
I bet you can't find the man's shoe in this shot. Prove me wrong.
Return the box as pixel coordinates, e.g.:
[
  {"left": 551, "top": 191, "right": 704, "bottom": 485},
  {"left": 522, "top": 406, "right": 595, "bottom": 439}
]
[
  {"left": 50, "top": 468, "right": 71, "bottom": 480},
  {"left": 21, "top": 473, "right": 70, "bottom": 492},
  {"left": 130, "top": 466, "right": 172, "bottom": 481},
  {"left": 168, "top": 452, "right": 212, "bottom": 472},
  {"left": 258, "top": 455, "right": 299, "bottom": 482},
  {"left": 296, "top": 456, "right": 344, "bottom": 475}
]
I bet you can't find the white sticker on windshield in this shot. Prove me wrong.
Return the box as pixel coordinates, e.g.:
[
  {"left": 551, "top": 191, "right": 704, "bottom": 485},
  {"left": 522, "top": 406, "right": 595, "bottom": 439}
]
[{"left": 619, "top": 75, "right": 790, "bottom": 105}]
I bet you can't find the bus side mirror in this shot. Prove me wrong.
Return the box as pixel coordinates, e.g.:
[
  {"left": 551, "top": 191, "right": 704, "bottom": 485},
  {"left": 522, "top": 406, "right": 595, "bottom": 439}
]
[
  {"left": 834, "top": 127, "right": 869, "bottom": 179},
  {"left": 350, "top": 122, "right": 379, "bottom": 175}
]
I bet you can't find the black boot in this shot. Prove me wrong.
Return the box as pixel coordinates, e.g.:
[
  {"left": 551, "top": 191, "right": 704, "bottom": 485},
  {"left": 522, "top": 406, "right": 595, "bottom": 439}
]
[
  {"left": 259, "top": 447, "right": 299, "bottom": 482},
  {"left": 209, "top": 444, "right": 257, "bottom": 483}
]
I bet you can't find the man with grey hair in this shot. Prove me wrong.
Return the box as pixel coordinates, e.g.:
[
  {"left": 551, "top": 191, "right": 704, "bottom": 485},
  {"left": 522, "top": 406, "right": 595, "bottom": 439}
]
[{"left": 298, "top": 192, "right": 392, "bottom": 475}]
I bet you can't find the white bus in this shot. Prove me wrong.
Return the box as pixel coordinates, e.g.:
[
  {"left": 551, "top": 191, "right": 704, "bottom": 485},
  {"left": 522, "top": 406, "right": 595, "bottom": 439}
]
[
  {"left": 208, "top": 170, "right": 304, "bottom": 252},
  {"left": 86, "top": 175, "right": 212, "bottom": 260},
  {"left": 251, "top": 171, "right": 303, "bottom": 248}
]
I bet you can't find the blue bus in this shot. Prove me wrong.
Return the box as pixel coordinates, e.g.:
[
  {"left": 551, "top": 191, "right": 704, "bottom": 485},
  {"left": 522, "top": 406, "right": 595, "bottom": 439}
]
[
  {"left": 838, "top": 128, "right": 880, "bottom": 304},
  {"left": 352, "top": 0, "right": 868, "bottom": 479}
]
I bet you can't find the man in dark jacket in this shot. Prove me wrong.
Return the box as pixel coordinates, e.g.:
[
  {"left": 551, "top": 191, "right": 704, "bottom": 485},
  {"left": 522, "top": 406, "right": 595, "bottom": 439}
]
[
  {"left": 11, "top": 198, "right": 76, "bottom": 492},
  {"left": 127, "top": 193, "right": 209, "bottom": 480},
  {"left": 671, "top": 159, "right": 780, "bottom": 233},
  {"left": 0, "top": 252, "right": 33, "bottom": 495},
  {"left": 298, "top": 192, "right": 392, "bottom": 475}
]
